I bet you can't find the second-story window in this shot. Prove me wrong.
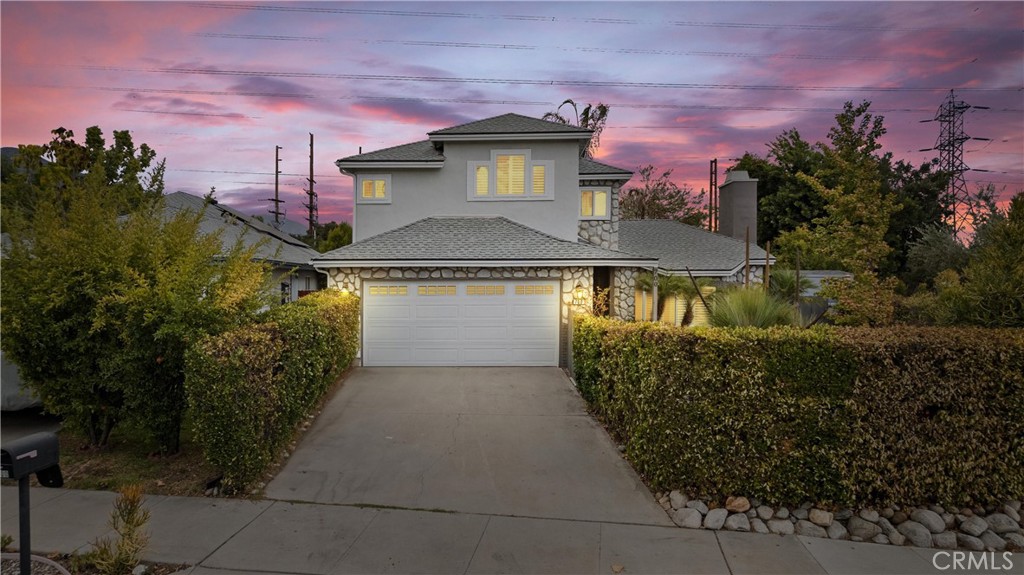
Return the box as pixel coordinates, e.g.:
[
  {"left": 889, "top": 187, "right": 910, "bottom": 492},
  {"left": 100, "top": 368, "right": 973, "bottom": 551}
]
[
  {"left": 468, "top": 150, "right": 552, "bottom": 200},
  {"left": 580, "top": 187, "right": 610, "bottom": 220},
  {"left": 356, "top": 174, "right": 392, "bottom": 204}
]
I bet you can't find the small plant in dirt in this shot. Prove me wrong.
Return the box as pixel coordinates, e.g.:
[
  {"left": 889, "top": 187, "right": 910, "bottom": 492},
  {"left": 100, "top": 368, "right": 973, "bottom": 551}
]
[
  {"left": 1, "top": 533, "right": 11, "bottom": 551},
  {"left": 86, "top": 484, "right": 150, "bottom": 575}
]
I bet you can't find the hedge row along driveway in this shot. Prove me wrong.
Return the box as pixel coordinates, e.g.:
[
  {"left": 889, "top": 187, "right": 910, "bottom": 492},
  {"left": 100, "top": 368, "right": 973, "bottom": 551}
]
[{"left": 573, "top": 317, "right": 1024, "bottom": 507}]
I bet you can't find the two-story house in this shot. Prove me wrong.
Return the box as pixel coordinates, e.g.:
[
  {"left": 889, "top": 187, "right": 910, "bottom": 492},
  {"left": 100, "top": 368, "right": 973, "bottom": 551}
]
[
  {"left": 313, "top": 114, "right": 658, "bottom": 367},
  {"left": 313, "top": 113, "right": 771, "bottom": 367}
]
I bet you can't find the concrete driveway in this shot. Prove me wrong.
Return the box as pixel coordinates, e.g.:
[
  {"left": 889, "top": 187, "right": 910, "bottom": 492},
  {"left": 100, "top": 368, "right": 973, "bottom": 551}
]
[{"left": 266, "top": 367, "right": 671, "bottom": 526}]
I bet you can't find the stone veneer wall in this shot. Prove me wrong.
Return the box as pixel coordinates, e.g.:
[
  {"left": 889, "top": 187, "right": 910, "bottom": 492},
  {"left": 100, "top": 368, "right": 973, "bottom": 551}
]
[
  {"left": 577, "top": 181, "right": 622, "bottom": 250},
  {"left": 725, "top": 265, "right": 766, "bottom": 285},
  {"left": 324, "top": 266, "right": 592, "bottom": 367},
  {"left": 612, "top": 267, "right": 640, "bottom": 320}
]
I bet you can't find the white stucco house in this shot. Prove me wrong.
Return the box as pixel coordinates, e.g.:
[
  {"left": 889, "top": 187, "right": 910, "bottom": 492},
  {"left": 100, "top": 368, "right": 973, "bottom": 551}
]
[{"left": 313, "top": 113, "right": 770, "bottom": 367}]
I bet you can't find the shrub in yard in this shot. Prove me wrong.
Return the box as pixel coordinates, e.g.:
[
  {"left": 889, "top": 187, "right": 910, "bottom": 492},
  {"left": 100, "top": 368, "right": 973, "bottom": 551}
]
[
  {"left": 185, "top": 289, "right": 360, "bottom": 490},
  {"left": 835, "top": 326, "right": 1024, "bottom": 505},
  {"left": 572, "top": 318, "right": 1024, "bottom": 507},
  {"left": 572, "top": 315, "right": 619, "bottom": 404}
]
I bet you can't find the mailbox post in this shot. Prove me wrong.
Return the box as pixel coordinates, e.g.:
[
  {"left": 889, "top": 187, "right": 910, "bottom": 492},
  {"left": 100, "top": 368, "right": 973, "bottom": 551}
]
[{"left": 1, "top": 432, "right": 64, "bottom": 575}]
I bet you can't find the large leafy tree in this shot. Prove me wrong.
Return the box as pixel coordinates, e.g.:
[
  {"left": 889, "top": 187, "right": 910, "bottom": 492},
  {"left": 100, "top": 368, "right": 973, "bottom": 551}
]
[
  {"left": 542, "top": 99, "right": 610, "bottom": 158},
  {"left": 300, "top": 221, "right": 353, "bottom": 253},
  {"left": 736, "top": 101, "right": 948, "bottom": 277},
  {"left": 620, "top": 164, "right": 707, "bottom": 226},
  {"left": 1, "top": 128, "right": 270, "bottom": 452}
]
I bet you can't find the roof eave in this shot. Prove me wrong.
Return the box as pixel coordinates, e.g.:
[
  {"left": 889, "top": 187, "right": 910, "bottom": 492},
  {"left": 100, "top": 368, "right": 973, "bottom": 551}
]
[
  {"left": 579, "top": 172, "right": 633, "bottom": 181},
  {"left": 313, "top": 258, "right": 657, "bottom": 269},
  {"left": 335, "top": 160, "right": 444, "bottom": 169},
  {"left": 657, "top": 257, "right": 776, "bottom": 277},
  {"left": 428, "top": 133, "right": 593, "bottom": 142}
]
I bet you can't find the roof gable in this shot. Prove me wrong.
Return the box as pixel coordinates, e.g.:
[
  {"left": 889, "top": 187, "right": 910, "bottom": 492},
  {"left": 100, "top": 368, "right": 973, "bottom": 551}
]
[{"left": 428, "top": 113, "right": 592, "bottom": 140}]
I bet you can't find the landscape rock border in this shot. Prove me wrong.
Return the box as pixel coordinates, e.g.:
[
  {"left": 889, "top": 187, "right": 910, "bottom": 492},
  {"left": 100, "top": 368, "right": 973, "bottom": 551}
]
[{"left": 655, "top": 492, "right": 1024, "bottom": 552}]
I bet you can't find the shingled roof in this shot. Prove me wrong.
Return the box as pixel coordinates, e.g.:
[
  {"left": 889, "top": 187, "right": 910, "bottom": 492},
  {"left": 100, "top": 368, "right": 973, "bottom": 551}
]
[
  {"left": 164, "top": 192, "right": 318, "bottom": 269},
  {"left": 336, "top": 140, "right": 444, "bottom": 165},
  {"left": 428, "top": 113, "right": 592, "bottom": 138},
  {"left": 579, "top": 157, "right": 632, "bottom": 179},
  {"left": 619, "top": 219, "right": 772, "bottom": 276},
  {"left": 314, "top": 216, "right": 654, "bottom": 265}
]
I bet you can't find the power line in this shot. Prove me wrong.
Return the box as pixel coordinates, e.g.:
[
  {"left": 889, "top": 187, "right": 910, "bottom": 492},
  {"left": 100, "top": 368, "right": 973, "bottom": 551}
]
[
  {"left": 194, "top": 32, "right": 326, "bottom": 42},
  {"left": 191, "top": 3, "right": 1013, "bottom": 33},
  {"left": 357, "top": 39, "right": 972, "bottom": 64},
  {"left": 75, "top": 65, "right": 1021, "bottom": 93}
]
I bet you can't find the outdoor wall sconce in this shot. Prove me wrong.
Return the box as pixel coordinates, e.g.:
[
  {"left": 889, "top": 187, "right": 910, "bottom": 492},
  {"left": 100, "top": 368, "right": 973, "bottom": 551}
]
[{"left": 572, "top": 283, "right": 589, "bottom": 307}]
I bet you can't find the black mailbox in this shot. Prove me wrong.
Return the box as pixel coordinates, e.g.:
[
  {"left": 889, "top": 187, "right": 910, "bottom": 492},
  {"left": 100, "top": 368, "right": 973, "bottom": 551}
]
[{"left": 1, "top": 432, "right": 63, "bottom": 487}]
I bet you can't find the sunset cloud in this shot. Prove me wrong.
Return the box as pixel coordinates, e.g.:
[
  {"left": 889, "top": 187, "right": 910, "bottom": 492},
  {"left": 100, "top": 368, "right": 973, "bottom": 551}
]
[{"left": 2, "top": 1, "right": 1020, "bottom": 224}]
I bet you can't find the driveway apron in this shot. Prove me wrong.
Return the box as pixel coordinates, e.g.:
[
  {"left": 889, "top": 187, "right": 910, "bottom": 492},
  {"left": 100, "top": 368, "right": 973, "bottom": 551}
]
[{"left": 265, "top": 367, "right": 670, "bottom": 526}]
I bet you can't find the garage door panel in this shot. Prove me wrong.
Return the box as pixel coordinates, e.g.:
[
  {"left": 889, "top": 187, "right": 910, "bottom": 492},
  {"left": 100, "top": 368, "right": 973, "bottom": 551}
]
[
  {"left": 365, "top": 326, "right": 413, "bottom": 341},
  {"left": 463, "top": 304, "right": 508, "bottom": 319},
  {"left": 414, "top": 325, "right": 460, "bottom": 340},
  {"left": 508, "top": 325, "right": 558, "bottom": 341},
  {"left": 363, "top": 280, "right": 559, "bottom": 367},
  {"left": 366, "top": 305, "right": 412, "bottom": 319},
  {"left": 415, "top": 305, "right": 460, "bottom": 319}
]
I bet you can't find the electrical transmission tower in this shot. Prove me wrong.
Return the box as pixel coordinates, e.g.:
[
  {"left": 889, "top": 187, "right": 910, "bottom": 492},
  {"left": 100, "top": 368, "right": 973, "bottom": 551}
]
[
  {"left": 265, "top": 145, "right": 285, "bottom": 224},
  {"left": 920, "top": 90, "right": 989, "bottom": 238},
  {"left": 303, "top": 133, "right": 318, "bottom": 239}
]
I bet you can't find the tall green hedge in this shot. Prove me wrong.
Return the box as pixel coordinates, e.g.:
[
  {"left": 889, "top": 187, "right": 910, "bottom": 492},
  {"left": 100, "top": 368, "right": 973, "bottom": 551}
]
[
  {"left": 185, "top": 290, "right": 360, "bottom": 490},
  {"left": 573, "top": 316, "right": 1024, "bottom": 507}
]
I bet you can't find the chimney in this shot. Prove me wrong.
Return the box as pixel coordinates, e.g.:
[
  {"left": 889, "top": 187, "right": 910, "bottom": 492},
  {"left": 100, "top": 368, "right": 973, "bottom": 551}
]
[{"left": 717, "top": 170, "right": 758, "bottom": 243}]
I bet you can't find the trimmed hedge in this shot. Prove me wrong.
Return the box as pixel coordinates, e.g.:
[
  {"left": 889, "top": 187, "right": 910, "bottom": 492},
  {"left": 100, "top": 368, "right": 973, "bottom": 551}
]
[
  {"left": 573, "top": 316, "right": 1024, "bottom": 507},
  {"left": 185, "top": 290, "right": 360, "bottom": 490}
]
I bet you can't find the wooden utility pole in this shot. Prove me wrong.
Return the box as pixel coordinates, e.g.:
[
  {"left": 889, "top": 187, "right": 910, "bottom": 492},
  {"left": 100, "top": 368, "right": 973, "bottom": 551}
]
[
  {"left": 266, "top": 145, "right": 285, "bottom": 224},
  {"left": 708, "top": 158, "right": 718, "bottom": 232},
  {"left": 744, "top": 226, "right": 751, "bottom": 287},
  {"left": 303, "top": 133, "right": 318, "bottom": 239}
]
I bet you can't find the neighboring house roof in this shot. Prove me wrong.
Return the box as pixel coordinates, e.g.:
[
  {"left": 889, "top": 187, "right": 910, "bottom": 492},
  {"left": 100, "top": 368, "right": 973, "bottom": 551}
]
[
  {"left": 619, "top": 219, "right": 773, "bottom": 277},
  {"left": 164, "top": 191, "right": 319, "bottom": 269},
  {"left": 428, "top": 113, "right": 593, "bottom": 141},
  {"left": 579, "top": 157, "right": 633, "bottom": 180},
  {"left": 313, "top": 216, "right": 656, "bottom": 267},
  {"left": 336, "top": 140, "right": 445, "bottom": 168}
]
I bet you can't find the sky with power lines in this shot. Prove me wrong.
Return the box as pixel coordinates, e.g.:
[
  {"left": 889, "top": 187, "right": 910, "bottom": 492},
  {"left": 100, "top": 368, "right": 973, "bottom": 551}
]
[{"left": 2, "top": 1, "right": 1021, "bottom": 226}]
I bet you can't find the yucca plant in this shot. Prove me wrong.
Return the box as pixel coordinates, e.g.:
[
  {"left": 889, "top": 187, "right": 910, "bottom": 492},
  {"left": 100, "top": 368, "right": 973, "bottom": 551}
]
[
  {"left": 709, "top": 287, "right": 798, "bottom": 328},
  {"left": 768, "top": 269, "right": 813, "bottom": 303}
]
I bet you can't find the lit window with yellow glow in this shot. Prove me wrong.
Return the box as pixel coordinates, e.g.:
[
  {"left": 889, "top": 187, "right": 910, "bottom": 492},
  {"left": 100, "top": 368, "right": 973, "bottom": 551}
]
[
  {"left": 496, "top": 154, "right": 525, "bottom": 195},
  {"left": 467, "top": 151, "right": 551, "bottom": 200},
  {"left": 356, "top": 174, "right": 391, "bottom": 203},
  {"left": 580, "top": 187, "right": 610, "bottom": 220},
  {"left": 475, "top": 165, "right": 489, "bottom": 196},
  {"left": 532, "top": 165, "right": 546, "bottom": 195}
]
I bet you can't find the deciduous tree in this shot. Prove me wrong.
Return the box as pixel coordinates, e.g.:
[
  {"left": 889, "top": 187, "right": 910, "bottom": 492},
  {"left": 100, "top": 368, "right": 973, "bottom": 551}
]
[{"left": 620, "top": 164, "right": 706, "bottom": 226}]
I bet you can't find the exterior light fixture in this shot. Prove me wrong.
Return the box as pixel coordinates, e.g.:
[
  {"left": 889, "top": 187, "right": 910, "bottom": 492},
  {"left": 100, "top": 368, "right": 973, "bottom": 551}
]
[{"left": 572, "top": 283, "right": 589, "bottom": 308}]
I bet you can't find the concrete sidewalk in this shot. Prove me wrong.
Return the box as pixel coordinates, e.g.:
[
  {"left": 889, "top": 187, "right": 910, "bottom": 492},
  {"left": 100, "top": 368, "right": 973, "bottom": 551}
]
[{"left": 3, "top": 486, "right": 1020, "bottom": 574}]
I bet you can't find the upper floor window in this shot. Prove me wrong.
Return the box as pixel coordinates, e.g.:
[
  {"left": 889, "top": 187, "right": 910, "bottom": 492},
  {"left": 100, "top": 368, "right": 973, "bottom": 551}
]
[
  {"left": 468, "top": 150, "right": 552, "bottom": 201},
  {"left": 356, "top": 174, "right": 391, "bottom": 204},
  {"left": 580, "top": 187, "right": 610, "bottom": 220}
]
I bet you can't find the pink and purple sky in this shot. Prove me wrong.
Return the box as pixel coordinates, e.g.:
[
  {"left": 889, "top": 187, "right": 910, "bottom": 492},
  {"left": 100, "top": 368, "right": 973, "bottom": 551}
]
[{"left": 2, "top": 1, "right": 1021, "bottom": 225}]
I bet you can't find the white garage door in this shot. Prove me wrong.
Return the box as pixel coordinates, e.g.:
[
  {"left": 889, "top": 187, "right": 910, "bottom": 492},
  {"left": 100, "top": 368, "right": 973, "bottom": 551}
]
[{"left": 363, "top": 280, "right": 560, "bottom": 366}]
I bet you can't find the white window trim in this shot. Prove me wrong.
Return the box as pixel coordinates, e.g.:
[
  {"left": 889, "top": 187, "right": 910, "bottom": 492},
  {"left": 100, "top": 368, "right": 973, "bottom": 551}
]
[
  {"left": 356, "top": 173, "right": 392, "bottom": 204},
  {"left": 466, "top": 149, "right": 553, "bottom": 201},
  {"left": 579, "top": 186, "right": 612, "bottom": 220}
]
